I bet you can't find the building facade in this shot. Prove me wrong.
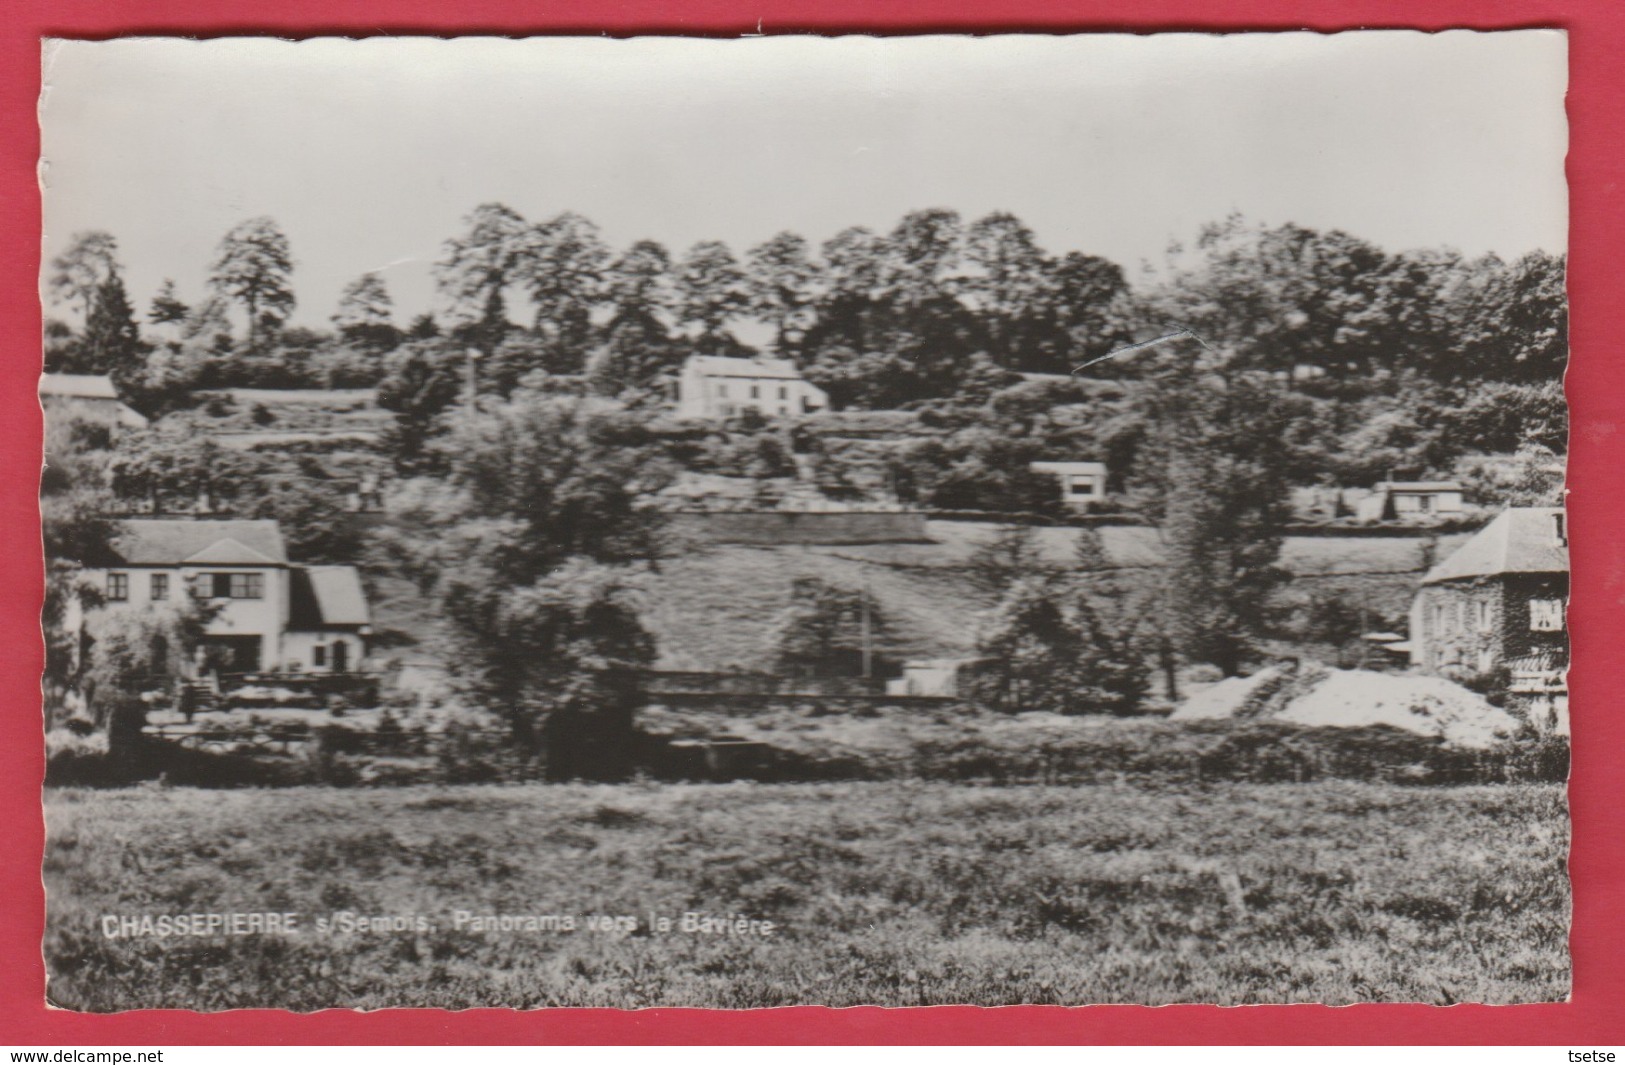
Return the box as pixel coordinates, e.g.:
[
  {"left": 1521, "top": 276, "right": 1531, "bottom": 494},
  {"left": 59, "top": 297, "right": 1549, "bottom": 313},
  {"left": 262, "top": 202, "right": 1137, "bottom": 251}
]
[
  {"left": 76, "top": 519, "right": 370, "bottom": 676},
  {"left": 1356, "top": 480, "right": 1465, "bottom": 522},
  {"left": 1029, "top": 461, "right": 1109, "bottom": 510},
  {"left": 675, "top": 355, "right": 828, "bottom": 420},
  {"left": 1408, "top": 507, "right": 1568, "bottom": 731}
]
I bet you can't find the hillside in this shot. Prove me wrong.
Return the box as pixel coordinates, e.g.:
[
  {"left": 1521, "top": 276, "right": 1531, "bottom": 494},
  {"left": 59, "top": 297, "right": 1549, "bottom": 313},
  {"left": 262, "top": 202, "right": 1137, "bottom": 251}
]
[{"left": 365, "top": 520, "right": 1468, "bottom": 675}]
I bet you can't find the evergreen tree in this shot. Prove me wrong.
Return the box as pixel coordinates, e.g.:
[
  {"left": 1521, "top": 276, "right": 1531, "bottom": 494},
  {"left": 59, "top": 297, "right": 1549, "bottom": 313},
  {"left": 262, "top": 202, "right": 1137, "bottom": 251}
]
[
  {"left": 83, "top": 273, "right": 143, "bottom": 378},
  {"left": 147, "top": 279, "right": 191, "bottom": 326}
]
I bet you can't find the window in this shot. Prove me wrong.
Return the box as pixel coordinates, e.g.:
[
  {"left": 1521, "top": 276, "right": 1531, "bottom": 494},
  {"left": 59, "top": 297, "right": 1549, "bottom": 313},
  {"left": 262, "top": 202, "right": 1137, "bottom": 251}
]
[
  {"left": 750, "top": 384, "right": 760, "bottom": 399},
  {"left": 1530, "top": 598, "right": 1565, "bottom": 632},
  {"left": 150, "top": 573, "right": 169, "bottom": 601},
  {"left": 778, "top": 386, "right": 788, "bottom": 401},
  {"left": 1475, "top": 599, "right": 1492, "bottom": 632},
  {"left": 717, "top": 383, "right": 728, "bottom": 398},
  {"left": 106, "top": 572, "right": 128, "bottom": 601},
  {"left": 201, "top": 572, "right": 265, "bottom": 599},
  {"left": 313, "top": 644, "right": 327, "bottom": 667},
  {"left": 1432, "top": 602, "right": 1447, "bottom": 634}
]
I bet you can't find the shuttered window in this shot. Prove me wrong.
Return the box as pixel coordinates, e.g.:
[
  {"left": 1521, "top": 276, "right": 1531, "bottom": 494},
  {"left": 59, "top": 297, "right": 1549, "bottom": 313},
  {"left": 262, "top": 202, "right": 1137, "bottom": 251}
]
[{"left": 1529, "top": 598, "right": 1565, "bottom": 632}]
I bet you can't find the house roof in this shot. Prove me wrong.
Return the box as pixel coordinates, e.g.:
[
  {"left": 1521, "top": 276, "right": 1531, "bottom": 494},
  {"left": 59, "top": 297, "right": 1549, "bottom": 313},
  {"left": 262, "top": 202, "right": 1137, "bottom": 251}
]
[
  {"left": 1031, "top": 461, "right": 1108, "bottom": 476},
  {"left": 112, "top": 519, "right": 289, "bottom": 566},
  {"left": 40, "top": 373, "right": 119, "bottom": 400},
  {"left": 686, "top": 355, "right": 806, "bottom": 381},
  {"left": 289, "top": 565, "right": 370, "bottom": 629},
  {"left": 1422, "top": 507, "right": 1568, "bottom": 585}
]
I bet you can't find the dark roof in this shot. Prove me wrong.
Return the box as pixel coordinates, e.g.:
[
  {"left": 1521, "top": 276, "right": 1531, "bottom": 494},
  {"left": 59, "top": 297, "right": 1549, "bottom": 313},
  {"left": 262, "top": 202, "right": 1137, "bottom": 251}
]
[
  {"left": 112, "top": 519, "right": 288, "bottom": 566},
  {"left": 1422, "top": 507, "right": 1568, "bottom": 584},
  {"left": 288, "top": 566, "right": 370, "bottom": 629}
]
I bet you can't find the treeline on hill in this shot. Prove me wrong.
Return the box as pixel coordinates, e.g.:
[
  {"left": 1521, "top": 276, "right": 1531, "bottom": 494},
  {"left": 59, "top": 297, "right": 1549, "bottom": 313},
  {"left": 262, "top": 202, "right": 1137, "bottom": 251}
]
[
  {"left": 46, "top": 208, "right": 1566, "bottom": 515},
  {"left": 48, "top": 208, "right": 1563, "bottom": 445}
]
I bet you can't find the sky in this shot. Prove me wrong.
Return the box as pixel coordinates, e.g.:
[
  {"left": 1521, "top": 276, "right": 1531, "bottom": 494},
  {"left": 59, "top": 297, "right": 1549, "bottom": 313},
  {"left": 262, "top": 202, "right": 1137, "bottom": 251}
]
[{"left": 39, "top": 31, "right": 1568, "bottom": 331}]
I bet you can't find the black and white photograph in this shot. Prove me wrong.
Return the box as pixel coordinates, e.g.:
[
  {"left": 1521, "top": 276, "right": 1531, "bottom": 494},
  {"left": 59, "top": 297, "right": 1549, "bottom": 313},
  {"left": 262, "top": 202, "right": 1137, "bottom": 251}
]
[{"left": 37, "top": 32, "right": 1570, "bottom": 1010}]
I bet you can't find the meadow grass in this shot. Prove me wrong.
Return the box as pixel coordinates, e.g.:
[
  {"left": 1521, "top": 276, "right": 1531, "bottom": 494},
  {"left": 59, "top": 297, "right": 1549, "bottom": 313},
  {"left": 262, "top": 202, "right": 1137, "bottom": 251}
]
[{"left": 43, "top": 779, "right": 1568, "bottom": 1011}]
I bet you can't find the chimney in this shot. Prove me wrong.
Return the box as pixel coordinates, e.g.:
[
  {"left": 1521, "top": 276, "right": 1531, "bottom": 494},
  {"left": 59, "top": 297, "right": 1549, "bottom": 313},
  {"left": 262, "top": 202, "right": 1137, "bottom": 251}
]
[{"left": 1552, "top": 511, "right": 1567, "bottom": 547}]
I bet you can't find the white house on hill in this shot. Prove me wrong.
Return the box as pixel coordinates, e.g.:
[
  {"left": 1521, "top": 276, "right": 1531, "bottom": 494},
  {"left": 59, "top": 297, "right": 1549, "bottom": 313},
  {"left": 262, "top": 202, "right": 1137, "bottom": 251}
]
[
  {"left": 1355, "top": 480, "right": 1465, "bottom": 523},
  {"left": 676, "top": 355, "right": 828, "bottom": 420},
  {"left": 1029, "top": 461, "right": 1109, "bottom": 510},
  {"left": 72, "top": 518, "right": 370, "bottom": 676},
  {"left": 40, "top": 373, "right": 149, "bottom": 431}
]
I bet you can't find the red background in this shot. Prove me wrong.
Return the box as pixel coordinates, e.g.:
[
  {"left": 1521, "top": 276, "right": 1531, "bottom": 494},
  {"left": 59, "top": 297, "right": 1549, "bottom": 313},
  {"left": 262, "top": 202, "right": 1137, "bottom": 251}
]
[{"left": 2, "top": 0, "right": 1621, "bottom": 1046}]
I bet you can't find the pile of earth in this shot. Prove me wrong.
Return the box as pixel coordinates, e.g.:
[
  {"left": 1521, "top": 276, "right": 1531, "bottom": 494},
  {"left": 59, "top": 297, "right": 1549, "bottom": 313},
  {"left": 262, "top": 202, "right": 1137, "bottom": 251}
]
[{"left": 1170, "top": 662, "right": 1519, "bottom": 748}]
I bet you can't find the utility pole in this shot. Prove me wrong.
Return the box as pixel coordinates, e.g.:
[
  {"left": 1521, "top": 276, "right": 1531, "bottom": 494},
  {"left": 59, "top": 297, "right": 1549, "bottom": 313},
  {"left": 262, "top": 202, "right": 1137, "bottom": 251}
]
[{"left": 860, "top": 576, "right": 873, "bottom": 684}]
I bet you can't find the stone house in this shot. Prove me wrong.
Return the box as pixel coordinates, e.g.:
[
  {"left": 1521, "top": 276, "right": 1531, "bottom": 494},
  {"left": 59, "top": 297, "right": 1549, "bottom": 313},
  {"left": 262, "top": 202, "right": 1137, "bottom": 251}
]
[{"left": 1408, "top": 507, "right": 1568, "bottom": 730}]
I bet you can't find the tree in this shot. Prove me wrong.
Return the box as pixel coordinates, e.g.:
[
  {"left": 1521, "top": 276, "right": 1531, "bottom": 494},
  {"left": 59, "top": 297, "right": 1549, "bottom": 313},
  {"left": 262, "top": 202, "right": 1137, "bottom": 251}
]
[
  {"left": 182, "top": 294, "right": 235, "bottom": 351},
  {"left": 332, "top": 272, "right": 399, "bottom": 351},
  {"left": 963, "top": 211, "right": 1051, "bottom": 365},
  {"left": 820, "top": 226, "right": 886, "bottom": 300},
  {"left": 83, "top": 273, "right": 143, "bottom": 379},
  {"left": 1139, "top": 216, "right": 1428, "bottom": 380},
  {"left": 41, "top": 418, "right": 118, "bottom": 727},
  {"left": 47, "top": 231, "right": 121, "bottom": 324},
  {"left": 148, "top": 279, "right": 191, "bottom": 326},
  {"left": 394, "top": 392, "right": 674, "bottom": 778},
  {"left": 434, "top": 202, "right": 531, "bottom": 328},
  {"left": 970, "top": 579, "right": 1147, "bottom": 715},
  {"left": 1127, "top": 364, "right": 1294, "bottom": 676},
  {"left": 769, "top": 578, "right": 887, "bottom": 680},
  {"left": 80, "top": 602, "right": 210, "bottom": 751},
  {"left": 677, "top": 240, "right": 750, "bottom": 345},
  {"left": 245, "top": 458, "right": 364, "bottom": 563},
  {"left": 374, "top": 341, "right": 464, "bottom": 473},
  {"left": 1048, "top": 251, "right": 1132, "bottom": 372},
  {"left": 746, "top": 231, "right": 821, "bottom": 352},
  {"left": 208, "top": 216, "right": 296, "bottom": 345},
  {"left": 406, "top": 312, "right": 441, "bottom": 340},
  {"left": 585, "top": 311, "right": 679, "bottom": 397},
  {"left": 517, "top": 211, "right": 611, "bottom": 372},
  {"left": 879, "top": 208, "right": 963, "bottom": 307},
  {"left": 1448, "top": 251, "right": 1568, "bottom": 384},
  {"left": 606, "top": 240, "right": 677, "bottom": 316}
]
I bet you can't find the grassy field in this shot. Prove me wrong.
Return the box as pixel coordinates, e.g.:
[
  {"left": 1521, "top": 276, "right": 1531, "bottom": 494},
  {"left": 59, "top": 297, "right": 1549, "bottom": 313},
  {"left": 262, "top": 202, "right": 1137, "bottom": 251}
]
[{"left": 44, "top": 780, "right": 1568, "bottom": 1010}]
